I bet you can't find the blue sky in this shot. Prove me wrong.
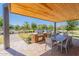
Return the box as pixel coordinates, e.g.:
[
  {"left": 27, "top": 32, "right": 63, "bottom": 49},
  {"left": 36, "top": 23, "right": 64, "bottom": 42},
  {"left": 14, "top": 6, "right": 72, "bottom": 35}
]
[{"left": 0, "top": 3, "right": 66, "bottom": 27}]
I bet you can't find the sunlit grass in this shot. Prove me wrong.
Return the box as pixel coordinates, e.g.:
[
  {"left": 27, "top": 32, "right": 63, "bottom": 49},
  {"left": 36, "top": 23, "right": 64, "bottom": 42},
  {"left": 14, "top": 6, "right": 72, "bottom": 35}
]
[
  {"left": 0, "top": 35, "right": 3, "bottom": 44},
  {"left": 18, "top": 33, "right": 32, "bottom": 41}
]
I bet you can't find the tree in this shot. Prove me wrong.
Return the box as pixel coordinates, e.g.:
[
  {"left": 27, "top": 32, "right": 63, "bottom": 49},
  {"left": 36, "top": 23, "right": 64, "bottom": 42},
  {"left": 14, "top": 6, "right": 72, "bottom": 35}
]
[
  {"left": 9, "top": 25, "right": 14, "bottom": 30},
  {"left": 37, "top": 24, "right": 47, "bottom": 30},
  {"left": 65, "top": 20, "right": 78, "bottom": 35},
  {"left": 42, "top": 24, "right": 47, "bottom": 30},
  {"left": 14, "top": 25, "right": 20, "bottom": 30},
  {"left": 31, "top": 22, "right": 37, "bottom": 30},
  {"left": 47, "top": 25, "right": 53, "bottom": 30},
  {"left": 0, "top": 17, "right": 3, "bottom": 28},
  {"left": 23, "top": 22, "right": 30, "bottom": 30},
  {"left": 0, "top": 17, "right": 3, "bottom": 31},
  {"left": 65, "top": 20, "right": 78, "bottom": 31},
  {"left": 20, "top": 26, "right": 24, "bottom": 30}
]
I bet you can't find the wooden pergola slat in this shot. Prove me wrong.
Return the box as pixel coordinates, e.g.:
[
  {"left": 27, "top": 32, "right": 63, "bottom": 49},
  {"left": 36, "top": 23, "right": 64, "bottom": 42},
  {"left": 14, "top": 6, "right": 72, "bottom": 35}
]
[{"left": 9, "top": 3, "right": 79, "bottom": 22}]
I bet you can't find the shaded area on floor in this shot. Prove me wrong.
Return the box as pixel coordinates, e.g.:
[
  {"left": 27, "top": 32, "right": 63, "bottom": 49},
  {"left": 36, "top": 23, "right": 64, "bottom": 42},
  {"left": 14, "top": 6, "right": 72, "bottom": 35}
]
[
  {"left": 40, "top": 46, "right": 79, "bottom": 56},
  {"left": 40, "top": 38, "right": 79, "bottom": 56},
  {"left": 5, "top": 48, "right": 25, "bottom": 56}
]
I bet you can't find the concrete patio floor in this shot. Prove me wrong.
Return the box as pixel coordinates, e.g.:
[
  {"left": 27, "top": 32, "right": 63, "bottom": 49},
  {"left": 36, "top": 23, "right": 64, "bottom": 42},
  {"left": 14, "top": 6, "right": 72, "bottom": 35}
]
[
  {"left": 0, "top": 34, "right": 79, "bottom": 56},
  {"left": 0, "top": 34, "right": 51, "bottom": 56}
]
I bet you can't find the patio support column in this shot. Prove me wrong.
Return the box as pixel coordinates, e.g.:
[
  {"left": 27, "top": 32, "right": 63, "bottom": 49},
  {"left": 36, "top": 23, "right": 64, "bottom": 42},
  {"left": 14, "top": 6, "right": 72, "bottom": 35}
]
[
  {"left": 3, "top": 4, "right": 10, "bottom": 49},
  {"left": 54, "top": 22, "right": 56, "bottom": 36}
]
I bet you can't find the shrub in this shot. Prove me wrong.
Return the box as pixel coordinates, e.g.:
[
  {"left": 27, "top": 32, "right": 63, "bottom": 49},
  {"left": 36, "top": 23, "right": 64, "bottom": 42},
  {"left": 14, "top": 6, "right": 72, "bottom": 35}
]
[
  {"left": 0, "top": 35, "right": 3, "bottom": 44},
  {"left": 19, "top": 33, "right": 32, "bottom": 44}
]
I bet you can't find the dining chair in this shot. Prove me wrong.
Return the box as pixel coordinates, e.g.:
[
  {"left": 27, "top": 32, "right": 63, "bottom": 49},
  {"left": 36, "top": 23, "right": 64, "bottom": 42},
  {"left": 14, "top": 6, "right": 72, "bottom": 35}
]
[
  {"left": 45, "top": 37, "right": 59, "bottom": 51},
  {"left": 45, "top": 38, "right": 52, "bottom": 51},
  {"left": 58, "top": 36, "right": 72, "bottom": 54}
]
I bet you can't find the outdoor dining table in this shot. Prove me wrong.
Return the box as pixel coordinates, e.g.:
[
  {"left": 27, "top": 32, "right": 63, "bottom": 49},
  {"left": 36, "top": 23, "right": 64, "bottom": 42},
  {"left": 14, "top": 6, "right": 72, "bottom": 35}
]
[{"left": 51, "top": 34, "right": 67, "bottom": 42}]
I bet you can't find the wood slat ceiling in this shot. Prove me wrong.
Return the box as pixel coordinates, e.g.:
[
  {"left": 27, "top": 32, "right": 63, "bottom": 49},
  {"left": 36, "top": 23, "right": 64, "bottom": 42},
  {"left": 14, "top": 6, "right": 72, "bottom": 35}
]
[{"left": 8, "top": 3, "right": 79, "bottom": 22}]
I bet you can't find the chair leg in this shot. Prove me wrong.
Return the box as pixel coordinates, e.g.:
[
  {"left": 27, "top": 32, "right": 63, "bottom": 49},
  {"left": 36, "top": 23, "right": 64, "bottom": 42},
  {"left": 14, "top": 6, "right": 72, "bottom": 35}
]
[
  {"left": 67, "top": 46, "right": 69, "bottom": 51},
  {"left": 65, "top": 48, "right": 68, "bottom": 54},
  {"left": 61, "top": 46, "right": 63, "bottom": 52},
  {"left": 50, "top": 41, "right": 54, "bottom": 54}
]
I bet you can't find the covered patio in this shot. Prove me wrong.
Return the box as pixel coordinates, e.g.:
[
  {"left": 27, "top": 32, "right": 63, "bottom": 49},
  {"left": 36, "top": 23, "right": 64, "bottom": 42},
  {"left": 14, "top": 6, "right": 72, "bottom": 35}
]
[
  {"left": 0, "top": 34, "right": 79, "bottom": 56},
  {"left": 2, "top": 3, "right": 79, "bottom": 56}
]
